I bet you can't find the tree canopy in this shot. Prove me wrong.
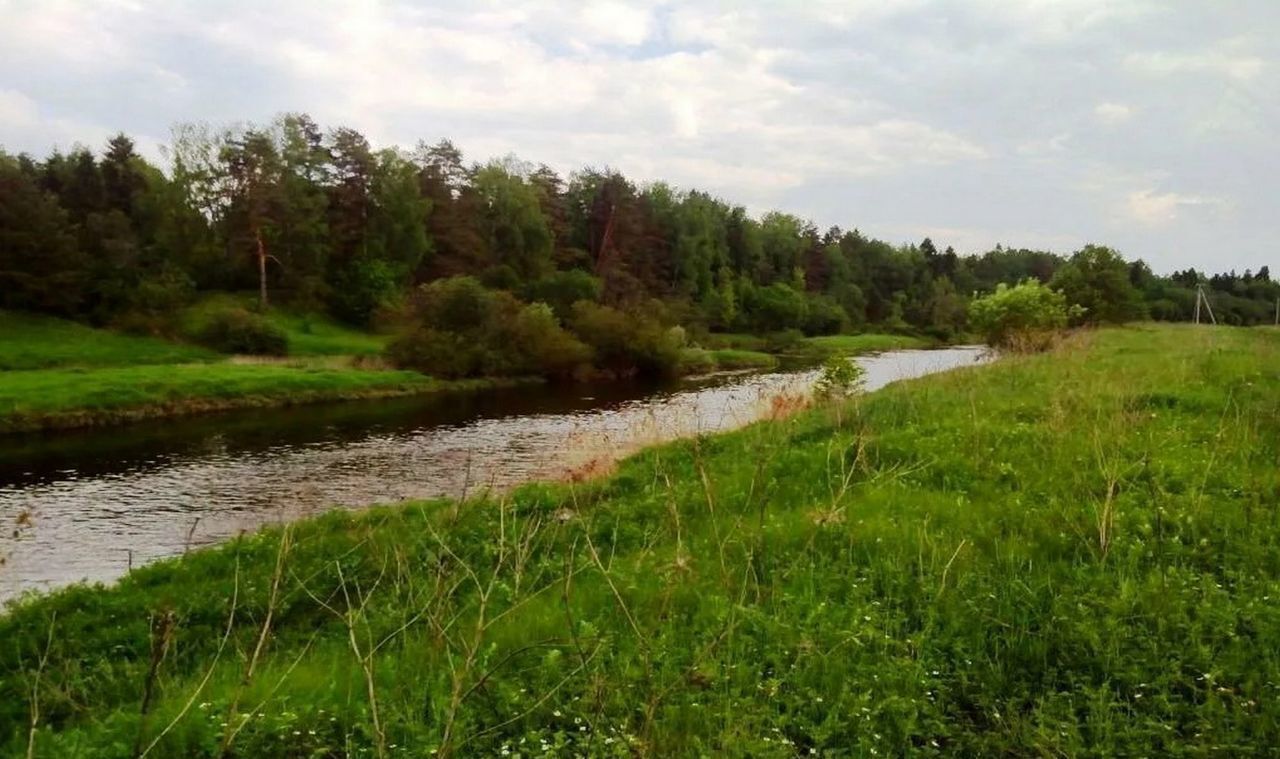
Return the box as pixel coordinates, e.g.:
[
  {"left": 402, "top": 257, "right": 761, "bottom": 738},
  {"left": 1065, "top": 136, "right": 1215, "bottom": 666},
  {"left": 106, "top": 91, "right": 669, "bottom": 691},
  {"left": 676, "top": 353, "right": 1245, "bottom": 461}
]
[{"left": 1, "top": 115, "right": 1276, "bottom": 337}]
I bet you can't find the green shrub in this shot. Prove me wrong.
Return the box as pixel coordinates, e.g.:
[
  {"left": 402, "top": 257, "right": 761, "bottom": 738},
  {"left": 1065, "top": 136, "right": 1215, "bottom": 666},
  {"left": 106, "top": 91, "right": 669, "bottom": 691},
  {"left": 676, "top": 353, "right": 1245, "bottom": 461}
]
[
  {"left": 388, "top": 278, "right": 590, "bottom": 379},
  {"left": 568, "top": 301, "right": 684, "bottom": 378},
  {"left": 522, "top": 270, "right": 603, "bottom": 319},
  {"left": 386, "top": 327, "right": 480, "bottom": 378},
  {"left": 192, "top": 307, "right": 288, "bottom": 355},
  {"left": 968, "top": 279, "right": 1075, "bottom": 351},
  {"left": 814, "top": 354, "right": 866, "bottom": 399},
  {"left": 743, "top": 282, "right": 808, "bottom": 332},
  {"left": 803, "top": 294, "right": 847, "bottom": 336}
]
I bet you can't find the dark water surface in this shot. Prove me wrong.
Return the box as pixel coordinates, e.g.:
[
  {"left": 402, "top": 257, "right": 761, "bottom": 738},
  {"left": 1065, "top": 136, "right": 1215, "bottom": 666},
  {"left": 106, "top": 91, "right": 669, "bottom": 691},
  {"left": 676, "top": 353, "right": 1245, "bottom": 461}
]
[{"left": 0, "top": 347, "right": 986, "bottom": 601}]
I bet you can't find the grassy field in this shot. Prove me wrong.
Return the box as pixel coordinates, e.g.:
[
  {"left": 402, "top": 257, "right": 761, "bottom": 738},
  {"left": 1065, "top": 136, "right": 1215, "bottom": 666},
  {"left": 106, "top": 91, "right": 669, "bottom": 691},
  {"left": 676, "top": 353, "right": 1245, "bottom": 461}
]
[
  {"left": 3, "top": 324, "right": 1278, "bottom": 757},
  {"left": 0, "top": 310, "right": 217, "bottom": 370}
]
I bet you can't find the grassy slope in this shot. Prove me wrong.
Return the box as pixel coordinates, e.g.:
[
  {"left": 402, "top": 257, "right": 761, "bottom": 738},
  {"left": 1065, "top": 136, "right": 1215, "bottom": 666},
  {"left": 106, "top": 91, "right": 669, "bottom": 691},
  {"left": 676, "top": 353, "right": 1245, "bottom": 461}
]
[
  {"left": 0, "top": 310, "right": 216, "bottom": 370},
  {"left": 181, "top": 294, "right": 392, "bottom": 357},
  {"left": 3, "top": 325, "right": 1279, "bottom": 757}
]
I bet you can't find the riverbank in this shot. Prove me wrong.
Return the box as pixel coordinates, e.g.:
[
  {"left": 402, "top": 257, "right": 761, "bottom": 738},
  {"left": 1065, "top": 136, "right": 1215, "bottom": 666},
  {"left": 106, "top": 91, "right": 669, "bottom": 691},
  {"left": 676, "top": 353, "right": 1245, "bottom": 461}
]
[
  {"left": 0, "top": 364, "right": 532, "bottom": 433},
  {"left": 4, "top": 324, "right": 1276, "bottom": 756},
  {"left": 0, "top": 308, "right": 929, "bottom": 433}
]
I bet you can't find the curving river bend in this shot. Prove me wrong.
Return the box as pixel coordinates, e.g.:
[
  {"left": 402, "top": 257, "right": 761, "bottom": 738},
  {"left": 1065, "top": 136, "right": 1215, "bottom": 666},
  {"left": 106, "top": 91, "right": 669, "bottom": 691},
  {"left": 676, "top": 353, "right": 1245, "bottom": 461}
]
[{"left": 0, "top": 347, "right": 986, "bottom": 602}]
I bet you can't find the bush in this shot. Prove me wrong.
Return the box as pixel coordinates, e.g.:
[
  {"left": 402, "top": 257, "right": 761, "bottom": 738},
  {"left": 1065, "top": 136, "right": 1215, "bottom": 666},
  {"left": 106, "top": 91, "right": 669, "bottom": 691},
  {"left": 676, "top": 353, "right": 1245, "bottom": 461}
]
[
  {"left": 814, "top": 354, "right": 866, "bottom": 399},
  {"left": 568, "top": 301, "right": 685, "bottom": 378},
  {"left": 521, "top": 270, "right": 602, "bottom": 319},
  {"left": 386, "top": 327, "right": 481, "bottom": 379},
  {"left": 968, "top": 280, "right": 1075, "bottom": 351},
  {"left": 743, "top": 282, "right": 808, "bottom": 332},
  {"left": 803, "top": 294, "right": 846, "bottom": 336},
  {"left": 193, "top": 307, "right": 288, "bottom": 355},
  {"left": 388, "top": 278, "right": 590, "bottom": 379}
]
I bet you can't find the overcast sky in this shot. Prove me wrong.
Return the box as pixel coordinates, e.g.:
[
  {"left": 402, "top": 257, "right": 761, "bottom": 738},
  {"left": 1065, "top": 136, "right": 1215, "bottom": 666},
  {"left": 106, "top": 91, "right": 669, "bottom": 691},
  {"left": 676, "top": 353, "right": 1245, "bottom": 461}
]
[{"left": 2, "top": 1, "right": 1276, "bottom": 273}]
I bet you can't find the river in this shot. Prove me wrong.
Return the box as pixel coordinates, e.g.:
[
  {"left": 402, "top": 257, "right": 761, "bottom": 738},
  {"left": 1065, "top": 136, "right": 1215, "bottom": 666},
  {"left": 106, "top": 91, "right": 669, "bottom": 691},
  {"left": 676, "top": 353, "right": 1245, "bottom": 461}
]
[{"left": 0, "top": 346, "right": 986, "bottom": 602}]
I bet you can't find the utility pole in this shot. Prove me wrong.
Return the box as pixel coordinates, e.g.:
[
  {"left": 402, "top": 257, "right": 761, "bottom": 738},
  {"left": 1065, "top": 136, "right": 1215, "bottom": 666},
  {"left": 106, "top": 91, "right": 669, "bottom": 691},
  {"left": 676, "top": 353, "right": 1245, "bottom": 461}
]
[{"left": 1195, "top": 284, "right": 1217, "bottom": 326}]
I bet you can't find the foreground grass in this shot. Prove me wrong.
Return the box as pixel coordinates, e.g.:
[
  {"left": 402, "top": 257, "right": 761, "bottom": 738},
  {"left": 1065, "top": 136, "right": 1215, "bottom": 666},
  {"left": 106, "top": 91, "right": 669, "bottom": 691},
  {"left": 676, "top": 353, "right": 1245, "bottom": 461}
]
[
  {"left": 0, "top": 311, "right": 216, "bottom": 370},
  {"left": 3, "top": 324, "right": 1278, "bottom": 757},
  {"left": 0, "top": 364, "right": 463, "bottom": 432}
]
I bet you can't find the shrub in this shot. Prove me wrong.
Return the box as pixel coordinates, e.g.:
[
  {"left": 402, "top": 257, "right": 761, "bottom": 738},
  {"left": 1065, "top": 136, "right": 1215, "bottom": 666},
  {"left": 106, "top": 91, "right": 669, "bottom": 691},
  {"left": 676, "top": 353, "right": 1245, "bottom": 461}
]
[
  {"left": 968, "top": 280, "right": 1075, "bottom": 351},
  {"left": 498, "top": 302, "right": 592, "bottom": 378},
  {"left": 568, "top": 301, "right": 684, "bottom": 378},
  {"left": 521, "top": 270, "right": 602, "bottom": 319},
  {"left": 386, "top": 327, "right": 482, "bottom": 379},
  {"left": 743, "top": 282, "right": 808, "bottom": 332},
  {"left": 814, "top": 354, "right": 866, "bottom": 399},
  {"left": 193, "top": 307, "right": 288, "bottom": 355},
  {"left": 388, "top": 278, "right": 590, "bottom": 379},
  {"left": 803, "top": 294, "right": 847, "bottom": 336}
]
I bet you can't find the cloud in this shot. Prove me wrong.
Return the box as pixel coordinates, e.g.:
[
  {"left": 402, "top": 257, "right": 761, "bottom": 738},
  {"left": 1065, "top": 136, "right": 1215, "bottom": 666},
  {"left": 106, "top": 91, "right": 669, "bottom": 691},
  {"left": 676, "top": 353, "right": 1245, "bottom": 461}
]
[
  {"left": 1126, "top": 189, "right": 1226, "bottom": 226},
  {"left": 1126, "top": 49, "right": 1264, "bottom": 81},
  {"left": 0, "top": 0, "right": 1276, "bottom": 272},
  {"left": 1094, "top": 102, "right": 1134, "bottom": 125}
]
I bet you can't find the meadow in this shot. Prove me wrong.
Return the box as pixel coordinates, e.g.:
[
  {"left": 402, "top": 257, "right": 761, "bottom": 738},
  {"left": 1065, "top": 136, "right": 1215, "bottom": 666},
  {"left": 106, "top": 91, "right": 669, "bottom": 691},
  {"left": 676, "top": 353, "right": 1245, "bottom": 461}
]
[
  {"left": 0, "top": 311, "right": 217, "bottom": 370},
  {"left": 3, "top": 324, "right": 1276, "bottom": 756}
]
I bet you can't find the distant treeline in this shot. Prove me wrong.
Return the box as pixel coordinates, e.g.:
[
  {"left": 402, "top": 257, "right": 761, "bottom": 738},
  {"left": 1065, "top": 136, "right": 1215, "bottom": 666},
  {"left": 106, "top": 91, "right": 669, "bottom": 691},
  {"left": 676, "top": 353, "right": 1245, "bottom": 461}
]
[{"left": 1, "top": 113, "right": 1276, "bottom": 336}]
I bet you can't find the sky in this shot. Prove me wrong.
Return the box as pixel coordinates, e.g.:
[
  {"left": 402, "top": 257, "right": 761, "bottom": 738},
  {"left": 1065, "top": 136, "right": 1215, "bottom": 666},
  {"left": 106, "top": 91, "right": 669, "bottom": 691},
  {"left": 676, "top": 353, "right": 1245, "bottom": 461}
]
[{"left": 1, "top": 0, "right": 1276, "bottom": 274}]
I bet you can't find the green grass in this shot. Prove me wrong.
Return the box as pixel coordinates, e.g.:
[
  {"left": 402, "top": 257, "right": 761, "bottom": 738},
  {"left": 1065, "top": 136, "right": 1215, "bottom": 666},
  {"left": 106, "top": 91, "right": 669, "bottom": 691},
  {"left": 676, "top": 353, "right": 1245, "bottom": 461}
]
[
  {"left": 0, "top": 310, "right": 216, "bottom": 370},
  {"left": 262, "top": 311, "right": 390, "bottom": 357},
  {"left": 0, "top": 364, "right": 443, "bottom": 432},
  {"left": 802, "top": 332, "right": 933, "bottom": 354},
  {"left": 181, "top": 295, "right": 391, "bottom": 357},
  {"left": 3, "top": 324, "right": 1279, "bottom": 757}
]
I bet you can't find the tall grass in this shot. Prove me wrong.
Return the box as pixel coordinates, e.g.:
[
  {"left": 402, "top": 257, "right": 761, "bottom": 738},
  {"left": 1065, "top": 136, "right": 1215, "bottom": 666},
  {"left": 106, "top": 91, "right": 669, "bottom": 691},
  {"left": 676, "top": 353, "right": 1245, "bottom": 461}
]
[{"left": 2, "top": 324, "right": 1277, "bottom": 756}]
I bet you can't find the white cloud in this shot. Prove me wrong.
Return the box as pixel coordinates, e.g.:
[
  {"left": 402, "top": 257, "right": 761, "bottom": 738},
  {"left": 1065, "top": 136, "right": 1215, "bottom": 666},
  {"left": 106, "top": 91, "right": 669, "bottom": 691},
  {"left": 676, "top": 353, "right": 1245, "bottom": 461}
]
[
  {"left": 1126, "top": 49, "right": 1264, "bottom": 81},
  {"left": 0, "top": 0, "right": 1276, "bottom": 271},
  {"left": 577, "top": 1, "right": 654, "bottom": 47},
  {"left": 1126, "top": 189, "right": 1225, "bottom": 226},
  {"left": 1094, "top": 102, "right": 1134, "bottom": 125}
]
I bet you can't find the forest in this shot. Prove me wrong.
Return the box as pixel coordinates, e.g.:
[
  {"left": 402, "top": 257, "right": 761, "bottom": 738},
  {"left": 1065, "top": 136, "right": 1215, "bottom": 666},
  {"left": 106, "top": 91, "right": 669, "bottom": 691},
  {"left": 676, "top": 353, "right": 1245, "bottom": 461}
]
[{"left": 2, "top": 113, "right": 1277, "bottom": 376}]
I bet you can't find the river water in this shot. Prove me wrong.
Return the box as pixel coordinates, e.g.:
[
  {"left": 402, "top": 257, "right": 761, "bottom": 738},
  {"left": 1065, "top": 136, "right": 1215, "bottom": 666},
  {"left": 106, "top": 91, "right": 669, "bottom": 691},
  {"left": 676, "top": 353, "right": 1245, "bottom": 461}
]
[{"left": 0, "top": 347, "right": 985, "bottom": 602}]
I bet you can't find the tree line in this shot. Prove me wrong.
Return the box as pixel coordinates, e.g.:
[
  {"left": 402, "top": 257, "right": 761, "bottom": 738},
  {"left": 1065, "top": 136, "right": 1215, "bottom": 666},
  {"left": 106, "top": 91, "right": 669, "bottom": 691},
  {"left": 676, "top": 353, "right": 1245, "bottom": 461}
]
[{"left": 2, "top": 113, "right": 1276, "bottom": 342}]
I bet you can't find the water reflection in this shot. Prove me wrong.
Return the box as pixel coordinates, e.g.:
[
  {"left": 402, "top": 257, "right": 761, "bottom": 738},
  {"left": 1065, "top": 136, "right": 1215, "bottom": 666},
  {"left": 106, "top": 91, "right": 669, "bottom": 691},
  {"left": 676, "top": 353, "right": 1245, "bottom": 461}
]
[{"left": 0, "top": 347, "right": 985, "bottom": 600}]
